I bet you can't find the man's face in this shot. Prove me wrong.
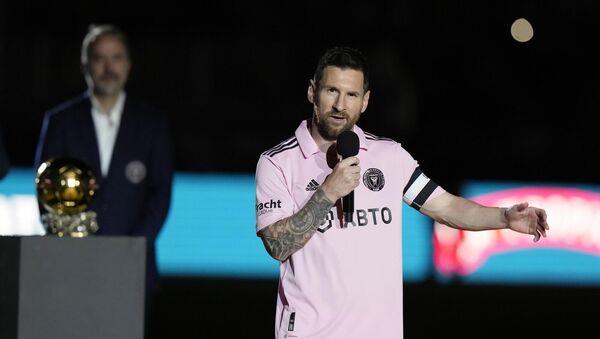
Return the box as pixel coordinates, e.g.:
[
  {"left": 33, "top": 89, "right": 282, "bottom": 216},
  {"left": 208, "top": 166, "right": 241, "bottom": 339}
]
[
  {"left": 308, "top": 66, "right": 370, "bottom": 141},
  {"left": 84, "top": 35, "right": 131, "bottom": 97}
]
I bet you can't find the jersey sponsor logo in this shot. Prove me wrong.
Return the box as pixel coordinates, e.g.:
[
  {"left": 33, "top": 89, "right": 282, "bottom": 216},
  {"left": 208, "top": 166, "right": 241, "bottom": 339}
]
[
  {"left": 256, "top": 199, "right": 282, "bottom": 217},
  {"left": 317, "top": 206, "right": 393, "bottom": 233},
  {"left": 318, "top": 210, "right": 335, "bottom": 233},
  {"left": 305, "top": 179, "right": 320, "bottom": 191},
  {"left": 363, "top": 168, "right": 385, "bottom": 191}
]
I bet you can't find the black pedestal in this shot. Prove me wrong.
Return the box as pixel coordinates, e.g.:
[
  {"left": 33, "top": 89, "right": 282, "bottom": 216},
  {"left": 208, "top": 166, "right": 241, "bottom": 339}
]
[{"left": 0, "top": 236, "right": 146, "bottom": 339}]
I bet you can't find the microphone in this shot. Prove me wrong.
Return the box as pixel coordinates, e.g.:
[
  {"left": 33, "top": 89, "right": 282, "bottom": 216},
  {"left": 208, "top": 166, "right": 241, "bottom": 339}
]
[{"left": 336, "top": 130, "right": 359, "bottom": 223}]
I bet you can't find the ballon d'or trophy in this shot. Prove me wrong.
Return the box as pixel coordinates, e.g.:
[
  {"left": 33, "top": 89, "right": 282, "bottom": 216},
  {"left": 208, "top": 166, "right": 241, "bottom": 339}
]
[{"left": 36, "top": 157, "right": 99, "bottom": 237}]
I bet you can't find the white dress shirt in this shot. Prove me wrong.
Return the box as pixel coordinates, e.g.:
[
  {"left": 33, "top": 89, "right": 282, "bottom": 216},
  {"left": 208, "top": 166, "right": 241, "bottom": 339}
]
[{"left": 90, "top": 92, "right": 125, "bottom": 177}]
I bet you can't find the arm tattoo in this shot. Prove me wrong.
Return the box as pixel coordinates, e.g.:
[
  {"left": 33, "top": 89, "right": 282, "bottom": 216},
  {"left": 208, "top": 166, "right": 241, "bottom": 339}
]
[{"left": 260, "top": 188, "right": 334, "bottom": 261}]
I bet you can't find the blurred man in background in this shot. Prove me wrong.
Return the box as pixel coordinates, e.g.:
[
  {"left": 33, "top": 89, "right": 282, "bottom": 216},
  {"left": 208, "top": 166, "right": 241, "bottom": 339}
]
[{"left": 35, "top": 24, "right": 173, "bottom": 336}]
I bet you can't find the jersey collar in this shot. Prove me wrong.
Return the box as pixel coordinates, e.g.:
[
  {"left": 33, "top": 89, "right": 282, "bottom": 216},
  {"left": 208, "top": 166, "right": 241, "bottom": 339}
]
[{"left": 295, "top": 119, "right": 369, "bottom": 158}]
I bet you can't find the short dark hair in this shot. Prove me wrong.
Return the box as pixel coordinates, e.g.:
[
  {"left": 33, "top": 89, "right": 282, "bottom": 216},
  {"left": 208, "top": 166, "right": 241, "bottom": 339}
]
[
  {"left": 80, "top": 24, "right": 129, "bottom": 66},
  {"left": 313, "top": 46, "right": 369, "bottom": 92}
]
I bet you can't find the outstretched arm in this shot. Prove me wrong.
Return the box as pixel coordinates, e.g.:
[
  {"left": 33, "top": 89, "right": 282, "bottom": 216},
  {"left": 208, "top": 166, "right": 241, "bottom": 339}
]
[{"left": 421, "top": 192, "right": 549, "bottom": 242}]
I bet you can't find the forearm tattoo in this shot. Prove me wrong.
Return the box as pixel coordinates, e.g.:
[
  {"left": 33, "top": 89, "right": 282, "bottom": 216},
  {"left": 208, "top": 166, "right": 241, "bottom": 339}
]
[{"left": 261, "top": 188, "right": 334, "bottom": 261}]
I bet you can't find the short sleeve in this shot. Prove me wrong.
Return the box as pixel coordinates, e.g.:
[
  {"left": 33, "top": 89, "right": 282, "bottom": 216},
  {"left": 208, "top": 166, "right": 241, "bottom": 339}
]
[
  {"left": 396, "top": 145, "right": 445, "bottom": 211},
  {"left": 255, "top": 155, "right": 295, "bottom": 233}
]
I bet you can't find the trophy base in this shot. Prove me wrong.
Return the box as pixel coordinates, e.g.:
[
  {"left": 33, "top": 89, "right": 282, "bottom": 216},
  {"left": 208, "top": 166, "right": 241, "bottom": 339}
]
[{"left": 41, "top": 211, "right": 99, "bottom": 237}]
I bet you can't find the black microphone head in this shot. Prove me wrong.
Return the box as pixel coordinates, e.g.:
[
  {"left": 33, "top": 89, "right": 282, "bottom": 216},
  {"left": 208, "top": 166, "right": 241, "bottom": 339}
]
[{"left": 336, "top": 130, "right": 359, "bottom": 158}]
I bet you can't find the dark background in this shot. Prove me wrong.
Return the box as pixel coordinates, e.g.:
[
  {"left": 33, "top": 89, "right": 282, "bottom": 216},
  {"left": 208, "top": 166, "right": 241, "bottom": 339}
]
[{"left": 1, "top": 1, "right": 598, "bottom": 338}]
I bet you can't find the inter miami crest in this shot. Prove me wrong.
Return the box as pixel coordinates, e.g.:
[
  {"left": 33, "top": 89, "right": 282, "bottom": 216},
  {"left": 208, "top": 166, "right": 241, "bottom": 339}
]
[{"left": 363, "top": 168, "right": 385, "bottom": 191}]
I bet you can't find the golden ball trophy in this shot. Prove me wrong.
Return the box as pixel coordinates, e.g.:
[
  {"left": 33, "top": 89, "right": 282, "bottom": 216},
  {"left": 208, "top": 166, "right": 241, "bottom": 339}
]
[{"left": 35, "top": 157, "right": 99, "bottom": 237}]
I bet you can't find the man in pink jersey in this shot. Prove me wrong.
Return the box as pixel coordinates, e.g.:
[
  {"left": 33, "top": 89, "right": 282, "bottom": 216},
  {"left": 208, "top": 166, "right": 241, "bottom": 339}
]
[{"left": 255, "top": 46, "right": 549, "bottom": 339}]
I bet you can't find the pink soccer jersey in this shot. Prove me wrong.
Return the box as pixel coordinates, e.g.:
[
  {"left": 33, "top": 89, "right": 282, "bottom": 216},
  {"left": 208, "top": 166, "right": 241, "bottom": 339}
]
[{"left": 255, "top": 120, "right": 445, "bottom": 339}]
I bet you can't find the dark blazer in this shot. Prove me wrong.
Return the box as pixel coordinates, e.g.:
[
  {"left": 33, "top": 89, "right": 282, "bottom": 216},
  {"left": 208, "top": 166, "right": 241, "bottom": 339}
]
[{"left": 35, "top": 92, "right": 173, "bottom": 293}]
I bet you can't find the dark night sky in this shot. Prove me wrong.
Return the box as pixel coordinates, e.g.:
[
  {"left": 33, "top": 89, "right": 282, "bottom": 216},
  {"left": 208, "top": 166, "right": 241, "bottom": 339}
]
[{"left": 1, "top": 1, "right": 599, "bottom": 192}]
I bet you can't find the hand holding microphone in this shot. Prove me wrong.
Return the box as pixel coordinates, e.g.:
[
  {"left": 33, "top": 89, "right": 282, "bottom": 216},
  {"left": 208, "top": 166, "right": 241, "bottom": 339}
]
[{"left": 320, "top": 131, "right": 360, "bottom": 223}]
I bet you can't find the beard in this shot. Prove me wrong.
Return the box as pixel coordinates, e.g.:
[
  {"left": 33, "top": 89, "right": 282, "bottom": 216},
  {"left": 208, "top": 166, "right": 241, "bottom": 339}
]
[
  {"left": 89, "top": 72, "right": 125, "bottom": 97},
  {"left": 313, "top": 110, "right": 358, "bottom": 141}
]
